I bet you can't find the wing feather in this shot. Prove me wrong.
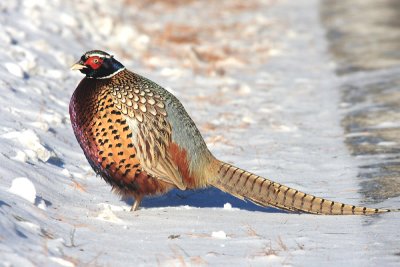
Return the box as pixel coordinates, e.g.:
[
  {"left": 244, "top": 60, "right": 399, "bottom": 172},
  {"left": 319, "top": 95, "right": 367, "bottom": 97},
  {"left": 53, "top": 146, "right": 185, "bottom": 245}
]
[{"left": 109, "top": 71, "right": 187, "bottom": 190}]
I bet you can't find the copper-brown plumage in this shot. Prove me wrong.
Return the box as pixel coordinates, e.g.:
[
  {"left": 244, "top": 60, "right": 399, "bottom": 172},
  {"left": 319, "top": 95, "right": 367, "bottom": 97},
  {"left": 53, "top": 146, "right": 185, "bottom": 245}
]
[
  {"left": 70, "top": 72, "right": 174, "bottom": 210},
  {"left": 70, "top": 50, "right": 398, "bottom": 214}
]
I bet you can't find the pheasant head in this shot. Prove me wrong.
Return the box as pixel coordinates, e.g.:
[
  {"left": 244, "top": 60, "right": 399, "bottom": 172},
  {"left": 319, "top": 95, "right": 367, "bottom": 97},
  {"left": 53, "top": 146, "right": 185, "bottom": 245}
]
[{"left": 71, "top": 50, "right": 125, "bottom": 79}]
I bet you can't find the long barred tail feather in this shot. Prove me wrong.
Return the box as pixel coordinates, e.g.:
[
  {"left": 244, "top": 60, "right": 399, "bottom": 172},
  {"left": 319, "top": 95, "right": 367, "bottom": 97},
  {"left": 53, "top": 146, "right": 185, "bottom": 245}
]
[{"left": 208, "top": 161, "right": 398, "bottom": 215}]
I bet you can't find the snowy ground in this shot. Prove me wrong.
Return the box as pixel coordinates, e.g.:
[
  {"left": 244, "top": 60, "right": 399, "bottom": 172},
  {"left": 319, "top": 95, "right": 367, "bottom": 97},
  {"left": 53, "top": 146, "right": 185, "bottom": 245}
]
[{"left": 0, "top": 0, "right": 399, "bottom": 266}]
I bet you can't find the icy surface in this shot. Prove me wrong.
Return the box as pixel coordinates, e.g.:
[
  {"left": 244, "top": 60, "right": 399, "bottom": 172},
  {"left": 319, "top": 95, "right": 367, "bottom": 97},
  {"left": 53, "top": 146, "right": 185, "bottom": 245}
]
[{"left": 0, "top": 0, "right": 399, "bottom": 266}]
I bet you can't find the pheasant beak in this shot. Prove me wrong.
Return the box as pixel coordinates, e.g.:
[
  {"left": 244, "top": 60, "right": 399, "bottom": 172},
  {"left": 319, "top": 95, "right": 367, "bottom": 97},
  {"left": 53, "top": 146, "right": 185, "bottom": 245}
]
[{"left": 71, "top": 62, "right": 87, "bottom": 71}]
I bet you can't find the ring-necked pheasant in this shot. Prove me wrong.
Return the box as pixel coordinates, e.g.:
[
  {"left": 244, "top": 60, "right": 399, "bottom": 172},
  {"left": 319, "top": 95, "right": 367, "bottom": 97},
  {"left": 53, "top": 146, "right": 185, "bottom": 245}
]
[{"left": 69, "top": 50, "right": 397, "bottom": 214}]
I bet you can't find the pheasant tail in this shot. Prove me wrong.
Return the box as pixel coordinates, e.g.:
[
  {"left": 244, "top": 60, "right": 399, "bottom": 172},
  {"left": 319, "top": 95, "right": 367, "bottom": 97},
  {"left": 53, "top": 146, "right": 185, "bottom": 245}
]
[{"left": 208, "top": 160, "right": 396, "bottom": 215}]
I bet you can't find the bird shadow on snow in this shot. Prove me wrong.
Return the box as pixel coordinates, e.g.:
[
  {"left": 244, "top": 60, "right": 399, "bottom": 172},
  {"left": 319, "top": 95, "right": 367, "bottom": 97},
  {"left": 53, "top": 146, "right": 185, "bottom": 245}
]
[{"left": 124, "top": 188, "right": 287, "bottom": 214}]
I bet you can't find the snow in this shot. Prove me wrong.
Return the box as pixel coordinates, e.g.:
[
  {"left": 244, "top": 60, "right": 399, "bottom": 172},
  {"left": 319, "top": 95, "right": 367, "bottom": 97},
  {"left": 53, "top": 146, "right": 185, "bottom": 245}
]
[
  {"left": 49, "top": 257, "right": 75, "bottom": 267},
  {"left": 96, "top": 204, "right": 125, "bottom": 224},
  {"left": 2, "top": 129, "right": 52, "bottom": 162},
  {"left": 211, "top": 231, "right": 227, "bottom": 239},
  {"left": 0, "top": 0, "right": 399, "bottom": 266},
  {"left": 223, "top": 202, "right": 233, "bottom": 210},
  {"left": 8, "top": 177, "right": 36, "bottom": 204},
  {"left": 3, "top": 62, "right": 24, "bottom": 78}
]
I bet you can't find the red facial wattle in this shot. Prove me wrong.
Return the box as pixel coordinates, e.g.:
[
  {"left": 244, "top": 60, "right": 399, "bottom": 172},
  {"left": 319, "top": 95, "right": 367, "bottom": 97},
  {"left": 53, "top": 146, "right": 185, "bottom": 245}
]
[{"left": 84, "top": 56, "right": 103, "bottom": 70}]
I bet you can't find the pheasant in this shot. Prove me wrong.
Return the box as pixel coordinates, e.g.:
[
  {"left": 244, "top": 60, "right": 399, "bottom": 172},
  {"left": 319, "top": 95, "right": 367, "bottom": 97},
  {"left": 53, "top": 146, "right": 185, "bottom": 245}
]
[{"left": 70, "top": 50, "right": 396, "bottom": 215}]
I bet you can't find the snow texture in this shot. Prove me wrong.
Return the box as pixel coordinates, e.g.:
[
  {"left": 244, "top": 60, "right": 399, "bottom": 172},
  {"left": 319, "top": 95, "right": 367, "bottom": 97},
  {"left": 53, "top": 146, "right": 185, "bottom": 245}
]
[
  {"left": 0, "top": 0, "right": 399, "bottom": 266},
  {"left": 8, "top": 177, "right": 36, "bottom": 204}
]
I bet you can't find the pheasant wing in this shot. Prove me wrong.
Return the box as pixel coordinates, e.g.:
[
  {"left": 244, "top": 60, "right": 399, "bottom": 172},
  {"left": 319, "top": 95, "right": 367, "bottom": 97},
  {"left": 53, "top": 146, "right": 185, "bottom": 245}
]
[
  {"left": 129, "top": 113, "right": 186, "bottom": 190},
  {"left": 109, "top": 72, "right": 186, "bottom": 190}
]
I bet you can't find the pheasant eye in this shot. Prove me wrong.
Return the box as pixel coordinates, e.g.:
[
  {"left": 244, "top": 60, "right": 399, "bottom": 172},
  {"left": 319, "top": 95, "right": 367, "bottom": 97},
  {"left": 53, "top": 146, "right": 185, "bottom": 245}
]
[{"left": 85, "top": 56, "right": 103, "bottom": 70}]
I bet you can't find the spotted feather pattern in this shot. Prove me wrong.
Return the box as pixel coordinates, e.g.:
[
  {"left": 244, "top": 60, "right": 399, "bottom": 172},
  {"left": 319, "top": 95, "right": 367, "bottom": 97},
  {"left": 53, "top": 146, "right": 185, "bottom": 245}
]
[
  {"left": 69, "top": 73, "right": 173, "bottom": 198},
  {"left": 108, "top": 71, "right": 186, "bottom": 189}
]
